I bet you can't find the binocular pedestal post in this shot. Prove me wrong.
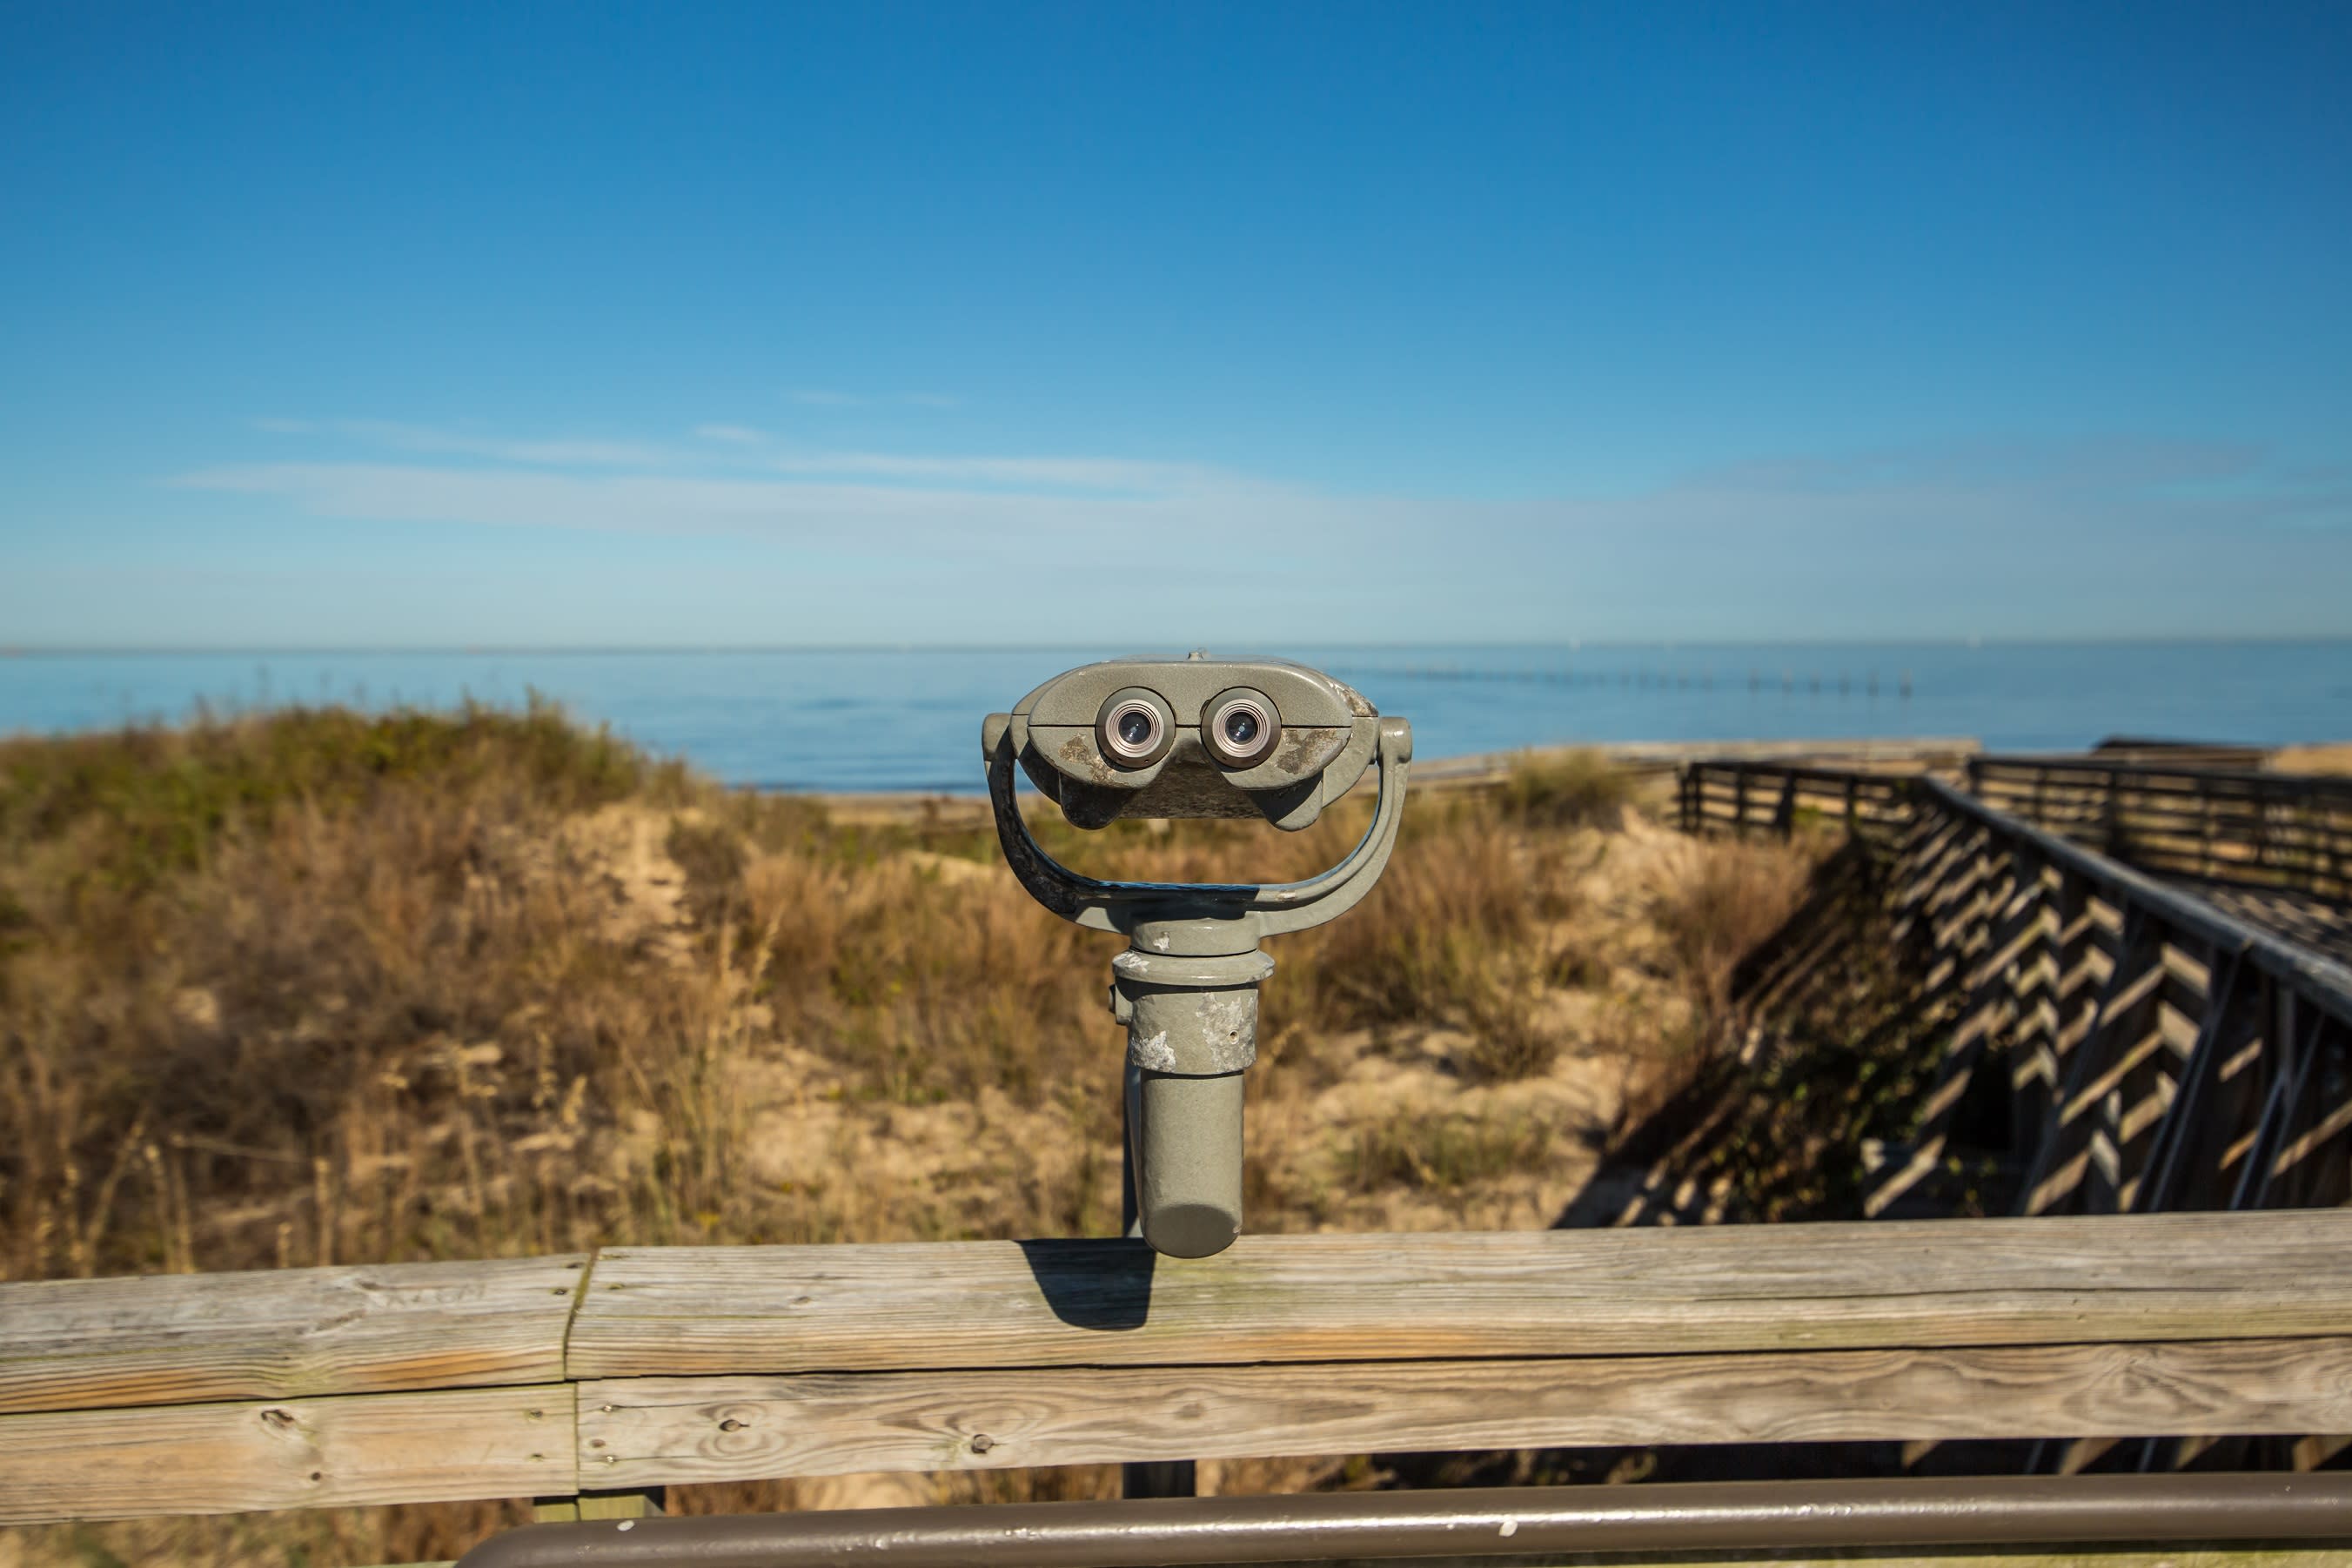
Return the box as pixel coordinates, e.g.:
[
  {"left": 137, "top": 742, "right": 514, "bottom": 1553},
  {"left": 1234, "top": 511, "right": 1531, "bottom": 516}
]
[{"left": 1109, "top": 943, "right": 1273, "bottom": 1257}]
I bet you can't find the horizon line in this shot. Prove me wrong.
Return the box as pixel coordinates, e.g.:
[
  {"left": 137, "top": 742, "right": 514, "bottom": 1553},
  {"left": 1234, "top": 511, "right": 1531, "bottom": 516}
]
[{"left": 8, "top": 634, "right": 2352, "bottom": 658}]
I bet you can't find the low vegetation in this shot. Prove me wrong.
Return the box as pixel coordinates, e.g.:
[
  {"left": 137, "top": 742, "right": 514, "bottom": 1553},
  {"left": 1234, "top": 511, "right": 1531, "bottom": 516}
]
[{"left": 0, "top": 714, "right": 1833, "bottom": 1565}]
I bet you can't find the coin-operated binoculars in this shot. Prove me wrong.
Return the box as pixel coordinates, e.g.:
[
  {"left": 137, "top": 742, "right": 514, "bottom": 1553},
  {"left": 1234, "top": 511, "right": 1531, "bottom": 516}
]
[{"left": 983, "top": 654, "right": 1411, "bottom": 1257}]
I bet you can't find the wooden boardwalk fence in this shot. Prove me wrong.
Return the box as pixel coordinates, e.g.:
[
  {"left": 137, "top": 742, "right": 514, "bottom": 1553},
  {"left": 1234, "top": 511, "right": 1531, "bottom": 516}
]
[
  {"left": 1679, "top": 757, "right": 2352, "bottom": 1224},
  {"left": 1967, "top": 754, "right": 2352, "bottom": 903},
  {"left": 1677, "top": 758, "right": 1917, "bottom": 842}
]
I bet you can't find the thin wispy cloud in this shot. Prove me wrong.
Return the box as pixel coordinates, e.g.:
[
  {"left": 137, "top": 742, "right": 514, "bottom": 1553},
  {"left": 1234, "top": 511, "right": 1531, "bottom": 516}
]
[
  {"left": 237, "top": 418, "right": 1229, "bottom": 497},
  {"left": 169, "top": 426, "right": 2349, "bottom": 644}
]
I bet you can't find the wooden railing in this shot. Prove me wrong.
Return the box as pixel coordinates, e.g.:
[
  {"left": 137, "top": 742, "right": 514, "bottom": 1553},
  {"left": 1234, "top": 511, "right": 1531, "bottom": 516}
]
[
  {"left": 2098, "top": 738, "right": 2276, "bottom": 771},
  {"left": 1880, "top": 777, "right": 2352, "bottom": 1222},
  {"left": 2089, "top": 736, "right": 2273, "bottom": 771},
  {"left": 1673, "top": 758, "right": 2352, "bottom": 1224},
  {"left": 5, "top": 1213, "right": 2352, "bottom": 1527},
  {"left": 1679, "top": 758, "right": 1919, "bottom": 841},
  {"left": 1967, "top": 754, "right": 2352, "bottom": 902}
]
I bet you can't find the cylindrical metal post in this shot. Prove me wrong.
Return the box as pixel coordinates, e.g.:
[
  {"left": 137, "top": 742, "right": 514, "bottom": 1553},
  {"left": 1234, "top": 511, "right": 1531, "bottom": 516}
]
[
  {"left": 1133, "top": 1068, "right": 1244, "bottom": 1258},
  {"left": 1110, "top": 946, "right": 1269, "bottom": 1262}
]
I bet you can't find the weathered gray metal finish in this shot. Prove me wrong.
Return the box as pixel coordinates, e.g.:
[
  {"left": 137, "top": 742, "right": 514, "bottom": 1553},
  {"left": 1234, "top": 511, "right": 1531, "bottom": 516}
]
[
  {"left": 1115, "top": 949, "right": 1273, "bottom": 1075},
  {"left": 453, "top": 1473, "right": 2352, "bottom": 1567},
  {"left": 1008, "top": 654, "right": 1379, "bottom": 831},
  {"left": 983, "top": 656, "right": 1411, "bottom": 1258}
]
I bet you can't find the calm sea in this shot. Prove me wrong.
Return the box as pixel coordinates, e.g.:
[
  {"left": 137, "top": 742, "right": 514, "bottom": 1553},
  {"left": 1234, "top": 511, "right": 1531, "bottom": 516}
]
[{"left": 4, "top": 643, "right": 2349, "bottom": 793}]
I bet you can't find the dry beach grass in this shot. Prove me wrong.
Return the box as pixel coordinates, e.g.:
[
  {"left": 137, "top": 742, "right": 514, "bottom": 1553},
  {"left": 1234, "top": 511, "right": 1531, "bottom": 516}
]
[{"left": 0, "top": 707, "right": 1819, "bottom": 1566}]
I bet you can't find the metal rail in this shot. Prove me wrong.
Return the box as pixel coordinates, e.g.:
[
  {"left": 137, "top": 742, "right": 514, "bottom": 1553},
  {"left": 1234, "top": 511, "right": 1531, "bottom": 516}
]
[{"left": 454, "top": 1474, "right": 2352, "bottom": 1567}]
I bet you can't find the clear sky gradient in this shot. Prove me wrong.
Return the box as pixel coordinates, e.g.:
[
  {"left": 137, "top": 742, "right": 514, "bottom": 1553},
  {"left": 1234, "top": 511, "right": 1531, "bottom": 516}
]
[{"left": 5, "top": 3, "right": 2348, "bottom": 647}]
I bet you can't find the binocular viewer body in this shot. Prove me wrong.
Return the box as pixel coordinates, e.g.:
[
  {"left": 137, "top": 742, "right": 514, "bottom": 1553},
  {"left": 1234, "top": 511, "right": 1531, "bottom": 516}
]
[
  {"left": 1000, "top": 654, "right": 1383, "bottom": 832},
  {"left": 984, "top": 654, "right": 1411, "bottom": 1257}
]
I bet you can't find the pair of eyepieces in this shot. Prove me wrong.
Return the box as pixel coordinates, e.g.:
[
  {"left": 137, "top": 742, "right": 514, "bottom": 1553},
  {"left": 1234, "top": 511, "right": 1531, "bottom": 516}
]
[{"left": 1096, "top": 687, "right": 1281, "bottom": 771}]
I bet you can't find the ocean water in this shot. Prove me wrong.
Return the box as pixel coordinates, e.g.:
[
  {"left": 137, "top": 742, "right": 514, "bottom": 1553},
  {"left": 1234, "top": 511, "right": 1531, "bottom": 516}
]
[{"left": 3, "top": 643, "right": 2349, "bottom": 793}]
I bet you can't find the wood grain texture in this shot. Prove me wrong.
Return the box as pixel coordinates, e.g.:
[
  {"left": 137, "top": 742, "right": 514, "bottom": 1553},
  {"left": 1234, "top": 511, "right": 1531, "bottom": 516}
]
[
  {"left": 0, "top": 1384, "right": 576, "bottom": 1524},
  {"left": 575, "top": 1335, "right": 2352, "bottom": 1486},
  {"left": 0, "top": 1254, "right": 590, "bottom": 1415},
  {"left": 566, "top": 1211, "right": 2352, "bottom": 1377}
]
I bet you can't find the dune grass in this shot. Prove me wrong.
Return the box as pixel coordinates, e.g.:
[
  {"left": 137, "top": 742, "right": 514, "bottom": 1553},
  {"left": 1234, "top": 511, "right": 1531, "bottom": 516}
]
[{"left": 0, "top": 708, "right": 1629, "bottom": 1279}]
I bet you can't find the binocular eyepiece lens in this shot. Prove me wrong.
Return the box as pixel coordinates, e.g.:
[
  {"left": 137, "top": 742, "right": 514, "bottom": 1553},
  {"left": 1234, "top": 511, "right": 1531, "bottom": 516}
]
[
  {"left": 1202, "top": 689, "right": 1279, "bottom": 769},
  {"left": 1097, "top": 692, "right": 1173, "bottom": 767}
]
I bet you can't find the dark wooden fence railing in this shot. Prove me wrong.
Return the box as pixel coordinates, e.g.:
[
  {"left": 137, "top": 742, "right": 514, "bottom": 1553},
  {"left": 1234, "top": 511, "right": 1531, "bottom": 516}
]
[
  {"left": 2088, "top": 736, "right": 2272, "bottom": 771},
  {"left": 1886, "top": 776, "right": 2352, "bottom": 1223},
  {"left": 1678, "top": 759, "right": 1917, "bottom": 841},
  {"left": 1680, "top": 757, "right": 2352, "bottom": 1228},
  {"left": 1967, "top": 754, "right": 2352, "bottom": 903}
]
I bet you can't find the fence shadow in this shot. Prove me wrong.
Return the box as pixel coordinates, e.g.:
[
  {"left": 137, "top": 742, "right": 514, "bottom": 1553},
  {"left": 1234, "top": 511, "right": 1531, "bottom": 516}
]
[{"left": 1550, "top": 836, "right": 1947, "bottom": 1230}]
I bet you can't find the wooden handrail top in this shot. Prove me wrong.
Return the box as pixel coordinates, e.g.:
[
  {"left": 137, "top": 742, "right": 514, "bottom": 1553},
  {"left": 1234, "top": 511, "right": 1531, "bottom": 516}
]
[
  {"left": 1685, "top": 758, "right": 1920, "bottom": 786},
  {"left": 7, "top": 1210, "right": 2352, "bottom": 1417},
  {"left": 566, "top": 1210, "right": 2352, "bottom": 1379},
  {"left": 9, "top": 1214, "right": 2352, "bottom": 1525}
]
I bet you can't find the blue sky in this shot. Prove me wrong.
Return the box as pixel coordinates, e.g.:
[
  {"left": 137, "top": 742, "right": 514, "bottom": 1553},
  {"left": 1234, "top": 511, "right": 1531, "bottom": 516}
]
[{"left": 3, "top": 3, "right": 2349, "bottom": 647}]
